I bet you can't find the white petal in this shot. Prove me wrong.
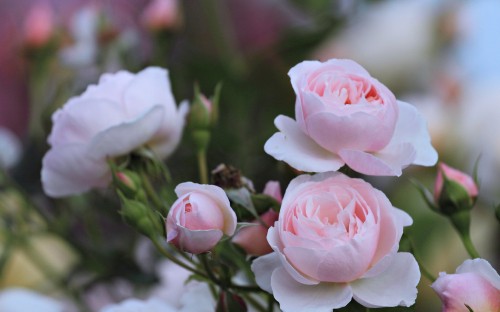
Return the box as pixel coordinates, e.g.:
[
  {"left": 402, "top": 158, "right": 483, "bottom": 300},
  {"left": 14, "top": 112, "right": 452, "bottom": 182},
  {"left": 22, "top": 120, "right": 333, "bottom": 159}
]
[
  {"left": 264, "top": 115, "right": 344, "bottom": 172},
  {"left": 41, "top": 144, "right": 110, "bottom": 197},
  {"left": 351, "top": 252, "right": 420, "bottom": 308},
  {"left": 151, "top": 100, "right": 189, "bottom": 159},
  {"left": 251, "top": 252, "right": 282, "bottom": 293},
  {"left": 385, "top": 101, "right": 438, "bottom": 166},
  {"left": 271, "top": 268, "right": 352, "bottom": 312},
  {"left": 456, "top": 258, "right": 500, "bottom": 289},
  {"left": 88, "top": 105, "right": 164, "bottom": 159}
]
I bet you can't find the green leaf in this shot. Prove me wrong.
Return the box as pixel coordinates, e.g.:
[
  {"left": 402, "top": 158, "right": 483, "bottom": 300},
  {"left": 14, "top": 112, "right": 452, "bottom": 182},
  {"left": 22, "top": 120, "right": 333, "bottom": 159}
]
[
  {"left": 227, "top": 188, "right": 259, "bottom": 219},
  {"left": 408, "top": 177, "right": 437, "bottom": 211}
]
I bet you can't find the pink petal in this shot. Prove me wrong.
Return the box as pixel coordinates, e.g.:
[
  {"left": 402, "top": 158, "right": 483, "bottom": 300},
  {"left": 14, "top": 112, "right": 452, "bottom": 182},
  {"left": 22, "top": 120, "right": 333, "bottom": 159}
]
[
  {"left": 87, "top": 105, "right": 164, "bottom": 159},
  {"left": 264, "top": 115, "right": 344, "bottom": 172},
  {"left": 168, "top": 225, "right": 223, "bottom": 254},
  {"left": 339, "top": 143, "right": 416, "bottom": 176},
  {"left": 263, "top": 181, "right": 282, "bottom": 203},
  {"left": 271, "top": 267, "right": 353, "bottom": 312},
  {"left": 455, "top": 258, "right": 500, "bottom": 289},
  {"left": 41, "top": 144, "right": 110, "bottom": 197},
  {"left": 251, "top": 252, "right": 282, "bottom": 293},
  {"left": 351, "top": 252, "right": 420, "bottom": 308},
  {"left": 306, "top": 111, "right": 395, "bottom": 153},
  {"left": 384, "top": 101, "right": 438, "bottom": 166}
]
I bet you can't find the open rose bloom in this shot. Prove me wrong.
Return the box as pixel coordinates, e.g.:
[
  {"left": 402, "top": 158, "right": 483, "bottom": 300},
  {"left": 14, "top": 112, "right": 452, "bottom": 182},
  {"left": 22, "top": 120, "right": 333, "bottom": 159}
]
[
  {"left": 252, "top": 172, "right": 420, "bottom": 311},
  {"left": 431, "top": 258, "right": 500, "bottom": 312},
  {"left": 42, "top": 67, "right": 188, "bottom": 197},
  {"left": 265, "top": 59, "right": 438, "bottom": 176}
]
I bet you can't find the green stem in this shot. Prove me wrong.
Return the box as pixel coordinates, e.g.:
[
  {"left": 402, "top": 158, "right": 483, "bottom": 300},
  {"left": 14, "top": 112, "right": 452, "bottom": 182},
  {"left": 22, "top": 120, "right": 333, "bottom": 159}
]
[
  {"left": 408, "top": 237, "right": 437, "bottom": 282},
  {"left": 197, "top": 149, "right": 209, "bottom": 184},
  {"left": 267, "top": 293, "right": 275, "bottom": 312},
  {"left": 459, "top": 233, "right": 480, "bottom": 259},
  {"left": 199, "top": 253, "right": 220, "bottom": 287},
  {"left": 152, "top": 239, "right": 208, "bottom": 278}
]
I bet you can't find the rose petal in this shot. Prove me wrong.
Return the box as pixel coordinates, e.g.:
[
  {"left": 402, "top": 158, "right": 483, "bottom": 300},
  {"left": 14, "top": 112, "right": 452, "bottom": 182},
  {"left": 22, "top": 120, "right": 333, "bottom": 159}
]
[
  {"left": 306, "top": 111, "right": 395, "bottom": 153},
  {"left": 48, "top": 99, "right": 127, "bottom": 145},
  {"left": 251, "top": 252, "right": 282, "bottom": 293},
  {"left": 271, "top": 267, "right": 353, "bottom": 312},
  {"left": 384, "top": 101, "right": 438, "bottom": 166},
  {"left": 151, "top": 100, "right": 189, "bottom": 159},
  {"left": 455, "top": 258, "right": 500, "bottom": 289},
  {"left": 41, "top": 144, "right": 109, "bottom": 197},
  {"left": 123, "top": 67, "right": 177, "bottom": 118},
  {"left": 167, "top": 225, "right": 223, "bottom": 254},
  {"left": 351, "top": 252, "right": 419, "bottom": 308},
  {"left": 339, "top": 143, "right": 416, "bottom": 176},
  {"left": 264, "top": 115, "right": 344, "bottom": 172},
  {"left": 87, "top": 105, "right": 164, "bottom": 159}
]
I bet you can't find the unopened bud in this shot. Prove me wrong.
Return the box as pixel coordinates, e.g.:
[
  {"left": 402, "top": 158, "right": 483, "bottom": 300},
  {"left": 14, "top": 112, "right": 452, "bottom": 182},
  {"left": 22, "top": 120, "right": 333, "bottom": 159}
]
[
  {"left": 434, "top": 162, "right": 478, "bottom": 215},
  {"left": 141, "top": 0, "right": 181, "bottom": 32},
  {"left": 119, "top": 195, "right": 163, "bottom": 238},
  {"left": 24, "top": 2, "right": 55, "bottom": 48},
  {"left": 113, "top": 170, "right": 143, "bottom": 198}
]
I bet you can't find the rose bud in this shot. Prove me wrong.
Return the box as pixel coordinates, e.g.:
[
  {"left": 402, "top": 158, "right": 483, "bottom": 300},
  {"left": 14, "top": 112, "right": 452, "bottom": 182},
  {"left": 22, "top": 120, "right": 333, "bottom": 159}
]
[
  {"left": 166, "top": 182, "right": 237, "bottom": 254},
  {"left": 233, "top": 209, "right": 279, "bottom": 256},
  {"left": 24, "top": 2, "right": 55, "bottom": 48},
  {"left": 431, "top": 258, "right": 500, "bottom": 312},
  {"left": 434, "top": 162, "right": 479, "bottom": 214},
  {"left": 141, "top": 0, "right": 181, "bottom": 31}
]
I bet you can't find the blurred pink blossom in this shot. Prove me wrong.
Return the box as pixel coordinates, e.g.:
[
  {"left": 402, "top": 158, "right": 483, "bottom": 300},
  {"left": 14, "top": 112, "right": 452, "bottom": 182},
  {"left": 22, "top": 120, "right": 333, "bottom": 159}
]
[
  {"left": 141, "top": 0, "right": 180, "bottom": 31},
  {"left": 23, "top": 2, "right": 55, "bottom": 47}
]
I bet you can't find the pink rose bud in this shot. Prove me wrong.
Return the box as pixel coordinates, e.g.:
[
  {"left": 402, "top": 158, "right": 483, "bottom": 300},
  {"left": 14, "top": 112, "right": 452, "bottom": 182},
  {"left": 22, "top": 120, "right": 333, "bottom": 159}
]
[
  {"left": 232, "top": 209, "right": 279, "bottom": 256},
  {"left": 166, "top": 182, "right": 237, "bottom": 254},
  {"left": 263, "top": 180, "right": 282, "bottom": 203},
  {"left": 252, "top": 172, "right": 420, "bottom": 311},
  {"left": 264, "top": 58, "right": 437, "bottom": 176},
  {"left": 431, "top": 258, "right": 500, "bottom": 312},
  {"left": 434, "top": 162, "right": 478, "bottom": 204},
  {"left": 141, "top": 0, "right": 180, "bottom": 31},
  {"left": 24, "top": 2, "right": 55, "bottom": 48}
]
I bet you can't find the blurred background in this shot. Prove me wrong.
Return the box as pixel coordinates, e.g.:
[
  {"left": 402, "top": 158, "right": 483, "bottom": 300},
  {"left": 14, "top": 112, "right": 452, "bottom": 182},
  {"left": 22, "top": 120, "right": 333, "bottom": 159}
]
[{"left": 0, "top": 0, "right": 499, "bottom": 311}]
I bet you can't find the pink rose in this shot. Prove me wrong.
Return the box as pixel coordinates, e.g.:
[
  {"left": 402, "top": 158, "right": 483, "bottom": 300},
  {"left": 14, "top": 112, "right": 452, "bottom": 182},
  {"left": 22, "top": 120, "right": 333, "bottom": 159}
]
[
  {"left": 41, "top": 67, "right": 188, "bottom": 197},
  {"left": 166, "top": 182, "right": 237, "bottom": 254},
  {"left": 233, "top": 181, "right": 281, "bottom": 255},
  {"left": 252, "top": 172, "right": 420, "bottom": 311},
  {"left": 431, "top": 258, "right": 500, "bottom": 312},
  {"left": 435, "top": 162, "right": 479, "bottom": 202},
  {"left": 265, "top": 59, "right": 437, "bottom": 176}
]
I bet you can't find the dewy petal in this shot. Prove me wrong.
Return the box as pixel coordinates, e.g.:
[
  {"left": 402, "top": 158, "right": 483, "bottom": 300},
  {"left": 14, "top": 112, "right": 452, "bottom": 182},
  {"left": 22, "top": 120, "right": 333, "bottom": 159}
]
[
  {"left": 271, "top": 267, "right": 352, "bottom": 312},
  {"left": 41, "top": 144, "right": 110, "bottom": 197},
  {"left": 384, "top": 101, "right": 438, "bottom": 166},
  {"left": 339, "top": 144, "right": 415, "bottom": 176},
  {"left": 264, "top": 115, "right": 344, "bottom": 172},
  {"left": 351, "top": 252, "right": 420, "bottom": 308},
  {"left": 251, "top": 252, "right": 282, "bottom": 293},
  {"left": 455, "top": 258, "right": 500, "bottom": 289},
  {"left": 87, "top": 105, "right": 164, "bottom": 159}
]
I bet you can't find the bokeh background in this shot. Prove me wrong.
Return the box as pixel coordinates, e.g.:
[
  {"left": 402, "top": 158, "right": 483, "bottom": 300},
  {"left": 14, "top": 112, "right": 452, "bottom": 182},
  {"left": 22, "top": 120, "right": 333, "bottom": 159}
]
[{"left": 0, "top": 0, "right": 499, "bottom": 311}]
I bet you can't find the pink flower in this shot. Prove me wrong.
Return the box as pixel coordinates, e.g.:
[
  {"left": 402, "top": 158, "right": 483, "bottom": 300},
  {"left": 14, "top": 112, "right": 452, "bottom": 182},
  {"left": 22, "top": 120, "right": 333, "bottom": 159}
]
[
  {"left": 431, "top": 258, "right": 500, "bottom": 312},
  {"left": 265, "top": 59, "right": 437, "bottom": 176},
  {"left": 41, "top": 67, "right": 188, "bottom": 197},
  {"left": 252, "top": 172, "right": 420, "bottom": 311},
  {"left": 166, "top": 182, "right": 237, "bottom": 254},
  {"left": 24, "top": 2, "right": 55, "bottom": 48},
  {"left": 233, "top": 181, "right": 281, "bottom": 256},
  {"left": 141, "top": 0, "right": 180, "bottom": 31},
  {"left": 435, "top": 162, "right": 479, "bottom": 202}
]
